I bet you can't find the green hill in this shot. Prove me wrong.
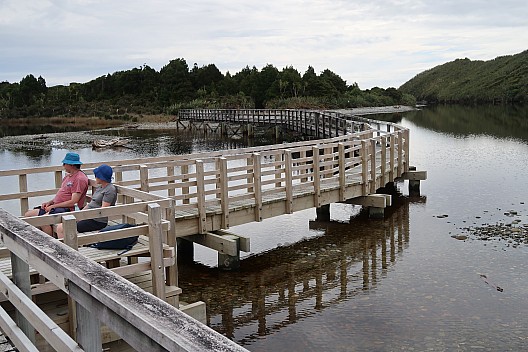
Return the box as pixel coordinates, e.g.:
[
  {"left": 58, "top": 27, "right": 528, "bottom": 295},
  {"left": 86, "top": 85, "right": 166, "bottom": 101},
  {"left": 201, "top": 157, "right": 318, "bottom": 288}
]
[{"left": 399, "top": 50, "right": 528, "bottom": 103}]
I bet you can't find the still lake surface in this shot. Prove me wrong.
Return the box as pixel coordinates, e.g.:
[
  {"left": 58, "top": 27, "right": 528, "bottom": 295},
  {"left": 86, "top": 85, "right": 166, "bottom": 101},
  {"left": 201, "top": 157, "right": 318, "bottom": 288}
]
[{"left": 1, "top": 105, "right": 527, "bottom": 351}]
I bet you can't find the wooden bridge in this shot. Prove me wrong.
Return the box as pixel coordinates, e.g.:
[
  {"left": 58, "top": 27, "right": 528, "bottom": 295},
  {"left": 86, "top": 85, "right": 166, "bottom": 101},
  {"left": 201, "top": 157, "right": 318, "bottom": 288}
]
[{"left": 0, "top": 109, "right": 425, "bottom": 351}]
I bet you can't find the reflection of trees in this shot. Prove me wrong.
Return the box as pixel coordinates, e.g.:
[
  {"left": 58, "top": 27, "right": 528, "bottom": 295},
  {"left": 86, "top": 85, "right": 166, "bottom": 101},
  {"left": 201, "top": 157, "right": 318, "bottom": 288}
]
[
  {"left": 178, "top": 192, "right": 426, "bottom": 345},
  {"left": 405, "top": 105, "right": 528, "bottom": 141},
  {"left": 9, "top": 146, "right": 52, "bottom": 161}
]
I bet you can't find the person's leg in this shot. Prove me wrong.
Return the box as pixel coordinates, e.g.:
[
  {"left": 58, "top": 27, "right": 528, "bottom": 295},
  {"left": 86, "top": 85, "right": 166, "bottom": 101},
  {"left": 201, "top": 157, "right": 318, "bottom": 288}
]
[
  {"left": 43, "top": 208, "right": 70, "bottom": 238},
  {"left": 24, "top": 208, "right": 40, "bottom": 217},
  {"left": 55, "top": 223, "right": 64, "bottom": 239}
]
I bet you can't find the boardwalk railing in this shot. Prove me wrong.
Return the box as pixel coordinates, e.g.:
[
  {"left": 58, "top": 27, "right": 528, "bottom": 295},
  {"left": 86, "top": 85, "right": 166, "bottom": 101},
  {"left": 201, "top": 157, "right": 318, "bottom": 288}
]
[
  {"left": 0, "top": 209, "right": 247, "bottom": 352},
  {"left": 178, "top": 109, "right": 366, "bottom": 137}
]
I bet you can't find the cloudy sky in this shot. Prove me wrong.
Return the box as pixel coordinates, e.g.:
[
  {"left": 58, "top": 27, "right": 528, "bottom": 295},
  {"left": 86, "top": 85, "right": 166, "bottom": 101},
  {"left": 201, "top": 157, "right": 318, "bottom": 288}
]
[{"left": 1, "top": 0, "right": 527, "bottom": 89}]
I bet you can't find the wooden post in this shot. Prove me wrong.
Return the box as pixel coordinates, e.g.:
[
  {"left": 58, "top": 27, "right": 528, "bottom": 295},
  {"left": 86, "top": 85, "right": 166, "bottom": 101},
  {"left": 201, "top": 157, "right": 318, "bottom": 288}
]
[
  {"left": 165, "top": 199, "right": 178, "bottom": 291},
  {"left": 76, "top": 302, "right": 102, "bottom": 352},
  {"left": 167, "top": 165, "right": 175, "bottom": 198},
  {"left": 54, "top": 170, "right": 62, "bottom": 188},
  {"left": 404, "top": 129, "right": 410, "bottom": 173},
  {"left": 181, "top": 164, "right": 190, "bottom": 204},
  {"left": 361, "top": 140, "right": 368, "bottom": 196},
  {"left": 389, "top": 135, "right": 395, "bottom": 182},
  {"left": 284, "top": 150, "right": 293, "bottom": 214},
  {"left": 10, "top": 252, "right": 36, "bottom": 345},
  {"left": 312, "top": 146, "right": 321, "bottom": 207},
  {"left": 148, "top": 203, "right": 166, "bottom": 300},
  {"left": 140, "top": 165, "right": 149, "bottom": 192},
  {"left": 370, "top": 139, "right": 377, "bottom": 193},
  {"left": 115, "top": 168, "right": 124, "bottom": 204},
  {"left": 381, "top": 136, "right": 387, "bottom": 187},
  {"left": 63, "top": 214, "right": 78, "bottom": 338},
  {"left": 397, "top": 132, "right": 403, "bottom": 177},
  {"left": 196, "top": 160, "right": 207, "bottom": 234},
  {"left": 338, "top": 143, "right": 346, "bottom": 201},
  {"left": 253, "top": 153, "right": 262, "bottom": 222},
  {"left": 217, "top": 235, "right": 240, "bottom": 271},
  {"left": 19, "top": 174, "right": 29, "bottom": 216},
  {"left": 219, "top": 157, "right": 229, "bottom": 229}
]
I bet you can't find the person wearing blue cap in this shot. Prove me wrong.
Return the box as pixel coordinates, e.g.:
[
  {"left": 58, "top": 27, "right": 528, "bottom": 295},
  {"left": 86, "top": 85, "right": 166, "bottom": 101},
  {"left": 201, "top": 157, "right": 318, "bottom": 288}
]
[
  {"left": 24, "top": 152, "right": 89, "bottom": 237},
  {"left": 56, "top": 164, "right": 117, "bottom": 239}
]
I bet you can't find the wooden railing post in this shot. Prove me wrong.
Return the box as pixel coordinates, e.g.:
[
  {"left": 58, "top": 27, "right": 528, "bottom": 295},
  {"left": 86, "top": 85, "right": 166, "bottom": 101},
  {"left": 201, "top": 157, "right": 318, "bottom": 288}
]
[
  {"left": 10, "top": 252, "right": 36, "bottom": 345},
  {"left": 19, "top": 174, "right": 29, "bottom": 216},
  {"left": 284, "top": 150, "right": 293, "bottom": 214},
  {"left": 219, "top": 158, "right": 229, "bottom": 229},
  {"left": 165, "top": 198, "right": 178, "bottom": 290},
  {"left": 312, "top": 146, "right": 321, "bottom": 207},
  {"left": 167, "top": 165, "right": 175, "bottom": 198},
  {"left": 404, "top": 129, "right": 410, "bottom": 173},
  {"left": 252, "top": 153, "right": 262, "bottom": 222},
  {"left": 381, "top": 136, "right": 387, "bottom": 186},
  {"left": 148, "top": 203, "right": 166, "bottom": 300},
  {"left": 181, "top": 164, "right": 190, "bottom": 205},
  {"left": 140, "top": 165, "right": 149, "bottom": 192},
  {"left": 196, "top": 160, "right": 207, "bottom": 234},
  {"left": 370, "top": 139, "right": 377, "bottom": 193},
  {"left": 63, "top": 214, "right": 79, "bottom": 338},
  {"left": 338, "top": 143, "right": 346, "bottom": 201},
  {"left": 397, "top": 132, "right": 403, "bottom": 177},
  {"left": 361, "top": 140, "right": 369, "bottom": 195},
  {"left": 389, "top": 134, "right": 396, "bottom": 182},
  {"left": 54, "top": 170, "right": 63, "bottom": 188}
]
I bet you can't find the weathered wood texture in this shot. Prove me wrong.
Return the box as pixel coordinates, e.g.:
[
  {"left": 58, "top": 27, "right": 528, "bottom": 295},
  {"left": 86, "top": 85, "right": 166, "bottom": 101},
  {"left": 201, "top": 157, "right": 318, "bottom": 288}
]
[{"left": 0, "top": 209, "right": 248, "bottom": 352}]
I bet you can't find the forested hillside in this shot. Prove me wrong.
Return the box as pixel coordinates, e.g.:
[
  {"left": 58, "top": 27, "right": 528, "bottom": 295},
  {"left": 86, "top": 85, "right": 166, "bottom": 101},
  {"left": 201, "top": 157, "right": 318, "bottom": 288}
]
[
  {"left": 399, "top": 50, "right": 527, "bottom": 103},
  {"left": 0, "top": 59, "right": 415, "bottom": 119}
]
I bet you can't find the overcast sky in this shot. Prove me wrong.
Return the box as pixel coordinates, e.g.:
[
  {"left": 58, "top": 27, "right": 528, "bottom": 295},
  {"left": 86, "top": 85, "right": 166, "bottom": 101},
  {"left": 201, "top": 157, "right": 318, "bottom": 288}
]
[{"left": 1, "top": 0, "right": 527, "bottom": 89}]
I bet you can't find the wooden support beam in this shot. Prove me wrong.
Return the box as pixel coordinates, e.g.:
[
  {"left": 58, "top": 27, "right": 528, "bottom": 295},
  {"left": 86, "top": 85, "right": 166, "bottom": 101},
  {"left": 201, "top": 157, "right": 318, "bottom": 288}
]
[
  {"left": 345, "top": 194, "right": 390, "bottom": 208},
  {"left": 400, "top": 170, "right": 427, "bottom": 181},
  {"left": 214, "top": 229, "right": 250, "bottom": 252},
  {"left": 182, "top": 233, "right": 238, "bottom": 256}
]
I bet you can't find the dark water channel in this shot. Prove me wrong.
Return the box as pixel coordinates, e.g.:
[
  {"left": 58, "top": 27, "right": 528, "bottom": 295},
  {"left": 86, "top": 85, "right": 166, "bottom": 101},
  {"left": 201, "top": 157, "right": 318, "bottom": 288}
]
[{"left": 1, "top": 105, "right": 528, "bottom": 351}]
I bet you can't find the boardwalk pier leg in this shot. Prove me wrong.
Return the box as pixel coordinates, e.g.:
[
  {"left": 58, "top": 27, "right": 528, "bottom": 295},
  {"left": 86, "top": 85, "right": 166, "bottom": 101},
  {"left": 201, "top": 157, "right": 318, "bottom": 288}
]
[
  {"left": 409, "top": 180, "right": 421, "bottom": 196},
  {"left": 316, "top": 204, "right": 331, "bottom": 221},
  {"left": 218, "top": 234, "right": 240, "bottom": 271},
  {"left": 177, "top": 238, "right": 194, "bottom": 263}
]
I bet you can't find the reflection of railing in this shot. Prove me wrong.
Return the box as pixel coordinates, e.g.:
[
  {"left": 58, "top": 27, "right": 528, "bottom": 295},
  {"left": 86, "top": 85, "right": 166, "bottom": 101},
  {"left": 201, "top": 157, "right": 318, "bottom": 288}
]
[{"left": 179, "top": 196, "right": 412, "bottom": 345}]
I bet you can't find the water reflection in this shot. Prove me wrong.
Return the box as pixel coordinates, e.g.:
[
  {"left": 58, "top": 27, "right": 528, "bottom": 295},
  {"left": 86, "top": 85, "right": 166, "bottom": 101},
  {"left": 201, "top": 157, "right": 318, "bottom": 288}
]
[
  {"left": 178, "top": 190, "right": 425, "bottom": 346},
  {"left": 403, "top": 104, "right": 528, "bottom": 140}
]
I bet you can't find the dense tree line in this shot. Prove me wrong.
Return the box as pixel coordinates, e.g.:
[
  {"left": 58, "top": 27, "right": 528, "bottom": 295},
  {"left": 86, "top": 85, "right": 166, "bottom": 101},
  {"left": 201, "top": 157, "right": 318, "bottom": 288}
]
[
  {"left": 0, "top": 59, "right": 415, "bottom": 119},
  {"left": 399, "top": 50, "right": 528, "bottom": 104}
]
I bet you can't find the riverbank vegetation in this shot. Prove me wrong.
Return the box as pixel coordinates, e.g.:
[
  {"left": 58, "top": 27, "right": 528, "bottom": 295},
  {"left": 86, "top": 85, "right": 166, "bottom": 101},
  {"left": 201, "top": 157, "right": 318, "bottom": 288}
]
[
  {"left": 0, "top": 60, "right": 415, "bottom": 120},
  {"left": 399, "top": 50, "right": 527, "bottom": 104}
]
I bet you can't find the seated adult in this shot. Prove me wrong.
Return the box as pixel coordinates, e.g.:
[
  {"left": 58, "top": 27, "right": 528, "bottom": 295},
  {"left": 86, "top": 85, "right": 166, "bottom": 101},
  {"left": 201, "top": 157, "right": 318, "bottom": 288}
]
[
  {"left": 56, "top": 164, "right": 117, "bottom": 239},
  {"left": 24, "top": 152, "right": 89, "bottom": 237}
]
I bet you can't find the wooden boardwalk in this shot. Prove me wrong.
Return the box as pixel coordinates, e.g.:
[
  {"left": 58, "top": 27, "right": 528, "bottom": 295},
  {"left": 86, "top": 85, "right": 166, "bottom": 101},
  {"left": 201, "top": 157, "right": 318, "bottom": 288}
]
[{"left": 0, "top": 109, "right": 425, "bottom": 351}]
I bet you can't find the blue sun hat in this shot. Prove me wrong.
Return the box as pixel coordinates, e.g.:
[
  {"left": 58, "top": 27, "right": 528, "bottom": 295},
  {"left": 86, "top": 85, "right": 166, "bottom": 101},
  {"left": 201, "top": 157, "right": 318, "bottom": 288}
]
[
  {"left": 93, "top": 164, "right": 113, "bottom": 183},
  {"left": 62, "top": 152, "right": 83, "bottom": 165}
]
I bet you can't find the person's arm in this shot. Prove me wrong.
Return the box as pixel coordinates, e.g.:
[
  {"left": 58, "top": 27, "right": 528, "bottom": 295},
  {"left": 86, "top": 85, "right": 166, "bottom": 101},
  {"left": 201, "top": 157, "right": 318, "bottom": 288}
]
[{"left": 44, "top": 193, "right": 82, "bottom": 212}]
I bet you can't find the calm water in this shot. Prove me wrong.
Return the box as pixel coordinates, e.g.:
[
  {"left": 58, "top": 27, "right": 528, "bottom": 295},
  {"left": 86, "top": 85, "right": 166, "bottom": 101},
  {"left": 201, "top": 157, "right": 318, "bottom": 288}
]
[{"left": 1, "top": 105, "right": 527, "bottom": 351}]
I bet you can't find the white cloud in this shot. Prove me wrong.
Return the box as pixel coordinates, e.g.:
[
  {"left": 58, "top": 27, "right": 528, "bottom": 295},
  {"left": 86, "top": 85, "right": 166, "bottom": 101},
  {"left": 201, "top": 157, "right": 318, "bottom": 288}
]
[{"left": 1, "top": 0, "right": 526, "bottom": 88}]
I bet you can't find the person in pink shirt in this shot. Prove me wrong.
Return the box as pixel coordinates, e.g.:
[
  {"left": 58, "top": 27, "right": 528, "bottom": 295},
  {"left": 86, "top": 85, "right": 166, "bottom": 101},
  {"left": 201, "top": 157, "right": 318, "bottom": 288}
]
[{"left": 24, "top": 152, "right": 89, "bottom": 237}]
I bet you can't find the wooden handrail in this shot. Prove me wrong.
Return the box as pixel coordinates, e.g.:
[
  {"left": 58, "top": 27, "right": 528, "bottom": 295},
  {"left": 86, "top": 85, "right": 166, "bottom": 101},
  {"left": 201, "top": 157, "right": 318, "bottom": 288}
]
[{"left": 0, "top": 208, "right": 248, "bottom": 352}]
